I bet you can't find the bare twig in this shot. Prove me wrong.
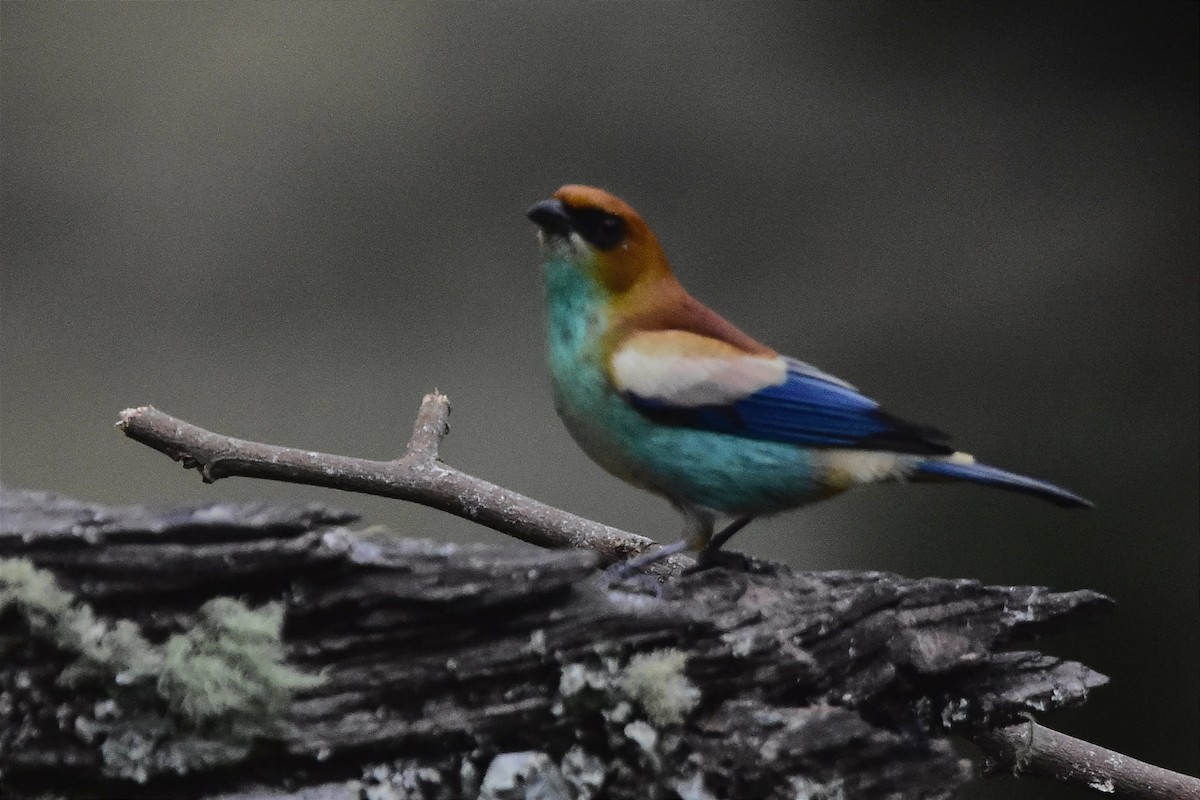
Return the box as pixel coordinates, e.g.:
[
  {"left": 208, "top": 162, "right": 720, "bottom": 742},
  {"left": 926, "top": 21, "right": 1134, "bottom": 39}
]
[
  {"left": 405, "top": 390, "right": 450, "bottom": 459},
  {"left": 116, "top": 395, "right": 691, "bottom": 577},
  {"left": 974, "top": 720, "right": 1200, "bottom": 799}
]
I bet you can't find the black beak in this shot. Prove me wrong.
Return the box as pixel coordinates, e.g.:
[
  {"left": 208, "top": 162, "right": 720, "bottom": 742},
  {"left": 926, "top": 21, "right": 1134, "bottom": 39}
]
[{"left": 526, "top": 199, "right": 572, "bottom": 237}]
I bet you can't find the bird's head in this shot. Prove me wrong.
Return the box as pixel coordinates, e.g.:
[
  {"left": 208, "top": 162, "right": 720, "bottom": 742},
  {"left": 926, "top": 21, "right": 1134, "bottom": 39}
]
[{"left": 526, "top": 185, "right": 672, "bottom": 294}]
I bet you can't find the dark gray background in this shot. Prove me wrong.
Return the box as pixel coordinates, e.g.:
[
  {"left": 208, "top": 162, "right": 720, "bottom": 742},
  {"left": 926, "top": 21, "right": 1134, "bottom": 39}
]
[{"left": 2, "top": 4, "right": 1196, "bottom": 796}]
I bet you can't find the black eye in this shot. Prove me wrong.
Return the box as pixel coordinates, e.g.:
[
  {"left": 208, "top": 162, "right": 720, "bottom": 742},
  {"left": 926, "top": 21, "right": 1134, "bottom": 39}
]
[{"left": 569, "top": 209, "right": 626, "bottom": 250}]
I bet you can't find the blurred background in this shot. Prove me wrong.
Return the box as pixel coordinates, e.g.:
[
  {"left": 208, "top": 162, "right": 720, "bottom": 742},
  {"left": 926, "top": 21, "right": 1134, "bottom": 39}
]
[{"left": 2, "top": 3, "right": 1196, "bottom": 796}]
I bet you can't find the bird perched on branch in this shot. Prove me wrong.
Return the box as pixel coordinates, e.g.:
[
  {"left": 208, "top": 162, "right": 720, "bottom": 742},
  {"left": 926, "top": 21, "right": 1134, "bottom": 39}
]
[{"left": 526, "top": 185, "right": 1090, "bottom": 569}]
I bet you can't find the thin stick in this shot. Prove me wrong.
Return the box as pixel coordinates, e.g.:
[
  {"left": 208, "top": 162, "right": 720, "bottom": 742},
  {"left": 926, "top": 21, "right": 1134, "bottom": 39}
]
[
  {"left": 116, "top": 395, "right": 690, "bottom": 577},
  {"left": 405, "top": 391, "right": 450, "bottom": 459},
  {"left": 973, "top": 720, "right": 1200, "bottom": 800}
]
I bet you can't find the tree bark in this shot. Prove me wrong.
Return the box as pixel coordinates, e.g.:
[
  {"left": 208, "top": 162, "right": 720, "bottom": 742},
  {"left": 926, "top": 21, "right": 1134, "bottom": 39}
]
[{"left": 0, "top": 484, "right": 1115, "bottom": 799}]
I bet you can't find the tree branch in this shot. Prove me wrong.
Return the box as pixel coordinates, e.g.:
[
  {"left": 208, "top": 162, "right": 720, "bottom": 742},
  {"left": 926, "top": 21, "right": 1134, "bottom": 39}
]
[
  {"left": 974, "top": 720, "right": 1200, "bottom": 800},
  {"left": 116, "top": 396, "right": 690, "bottom": 577}
]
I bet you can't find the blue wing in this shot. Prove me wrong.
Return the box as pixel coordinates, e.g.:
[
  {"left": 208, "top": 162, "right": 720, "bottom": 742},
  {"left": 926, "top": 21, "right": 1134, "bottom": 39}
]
[{"left": 626, "top": 357, "right": 953, "bottom": 455}]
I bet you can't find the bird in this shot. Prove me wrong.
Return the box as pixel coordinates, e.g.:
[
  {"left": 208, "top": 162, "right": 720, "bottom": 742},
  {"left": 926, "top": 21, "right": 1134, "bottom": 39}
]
[{"left": 525, "top": 184, "right": 1091, "bottom": 570}]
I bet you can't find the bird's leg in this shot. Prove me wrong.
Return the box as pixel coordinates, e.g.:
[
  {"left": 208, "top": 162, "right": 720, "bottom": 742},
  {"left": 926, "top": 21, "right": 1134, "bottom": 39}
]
[
  {"left": 680, "top": 505, "right": 716, "bottom": 550},
  {"left": 691, "top": 516, "right": 756, "bottom": 572},
  {"left": 600, "top": 506, "right": 712, "bottom": 589},
  {"left": 707, "top": 515, "right": 755, "bottom": 552},
  {"left": 602, "top": 539, "right": 691, "bottom": 585}
]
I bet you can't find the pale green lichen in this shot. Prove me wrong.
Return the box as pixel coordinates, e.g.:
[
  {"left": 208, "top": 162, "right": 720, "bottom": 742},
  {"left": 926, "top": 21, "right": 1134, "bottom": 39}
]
[
  {"left": 0, "top": 558, "right": 159, "bottom": 685},
  {"left": 158, "top": 596, "right": 323, "bottom": 727},
  {"left": 1, "top": 556, "right": 324, "bottom": 772},
  {"left": 617, "top": 648, "right": 700, "bottom": 727}
]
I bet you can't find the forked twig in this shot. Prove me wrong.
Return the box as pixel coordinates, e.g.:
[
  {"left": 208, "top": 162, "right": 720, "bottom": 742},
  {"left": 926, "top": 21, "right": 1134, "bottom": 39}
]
[{"left": 117, "top": 394, "right": 690, "bottom": 577}]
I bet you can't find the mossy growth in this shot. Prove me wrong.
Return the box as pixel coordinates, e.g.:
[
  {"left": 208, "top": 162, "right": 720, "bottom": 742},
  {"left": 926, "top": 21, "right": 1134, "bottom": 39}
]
[
  {"left": 1, "top": 557, "right": 324, "bottom": 780},
  {"left": 0, "top": 557, "right": 159, "bottom": 686},
  {"left": 158, "top": 596, "right": 323, "bottom": 731},
  {"left": 617, "top": 648, "right": 700, "bottom": 727},
  {"left": 556, "top": 648, "right": 700, "bottom": 730}
]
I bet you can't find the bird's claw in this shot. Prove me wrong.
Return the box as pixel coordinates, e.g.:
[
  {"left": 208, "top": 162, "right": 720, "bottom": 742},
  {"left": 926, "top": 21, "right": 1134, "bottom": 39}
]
[{"left": 599, "top": 562, "right": 665, "bottom": 597}]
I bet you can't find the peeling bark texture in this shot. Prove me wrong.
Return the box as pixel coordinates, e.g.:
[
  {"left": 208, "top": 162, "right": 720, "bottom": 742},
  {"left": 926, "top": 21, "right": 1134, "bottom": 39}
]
[{"left": 0, "top": 485, "right": 1112, "bottom": 800}]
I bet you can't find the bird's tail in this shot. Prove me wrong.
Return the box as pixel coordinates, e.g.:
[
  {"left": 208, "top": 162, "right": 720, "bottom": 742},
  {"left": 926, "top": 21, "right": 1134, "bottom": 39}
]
[{"left": 914, "top": 457, "right": 1093, "bottom": 509}]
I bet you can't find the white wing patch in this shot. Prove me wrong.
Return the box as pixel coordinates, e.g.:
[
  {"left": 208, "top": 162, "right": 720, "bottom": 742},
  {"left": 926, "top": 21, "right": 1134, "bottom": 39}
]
[{"left": 611, "top": 331, "right": 787, "bottom": 407}]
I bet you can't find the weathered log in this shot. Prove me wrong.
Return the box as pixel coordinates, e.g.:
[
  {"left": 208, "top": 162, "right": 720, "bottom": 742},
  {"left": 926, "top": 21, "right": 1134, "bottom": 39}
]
[{"left": 0, "top": 485, "right": 1111, "bottom": 799}]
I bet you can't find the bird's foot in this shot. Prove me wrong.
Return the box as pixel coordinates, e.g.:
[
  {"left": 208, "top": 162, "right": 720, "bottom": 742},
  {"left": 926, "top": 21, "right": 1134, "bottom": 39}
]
[
  {"left": 599, "top": 564, "right": 665, "bottom": 597},
  {"left": 599, "top": 540, "right": 691, "bottom": 595},
  {"left": 686, "top": 548, "right": 752, "bottom": 574}
]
